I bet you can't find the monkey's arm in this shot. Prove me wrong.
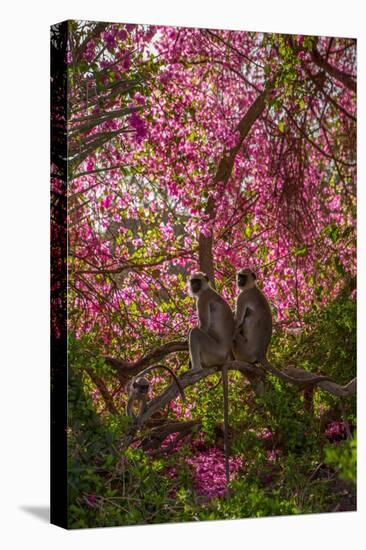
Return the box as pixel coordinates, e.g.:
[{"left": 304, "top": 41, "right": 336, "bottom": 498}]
[
  {"left": 234, "top": 304, "right": 248, "bottom": 331},
  {"left": 126, "top": 394, "right": 136, "bottom": 418},
  {"left": 198, "top": 298, "right": 210, "bottom": 332},
  {"left": 137, "top": 396, "right": 147, "bottom": 420}
]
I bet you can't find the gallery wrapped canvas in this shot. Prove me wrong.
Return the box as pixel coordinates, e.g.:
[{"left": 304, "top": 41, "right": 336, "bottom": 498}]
[{"left": 51, "top": 20, "right": 356, "bottom": 529}]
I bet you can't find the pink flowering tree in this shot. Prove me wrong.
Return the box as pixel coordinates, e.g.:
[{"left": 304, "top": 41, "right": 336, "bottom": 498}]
[
  {"left": 61, "top": 21, "right": 356, "bottom": 514},
  {"left": 66, "top": 22, "right": 356, "bottom": 358}
]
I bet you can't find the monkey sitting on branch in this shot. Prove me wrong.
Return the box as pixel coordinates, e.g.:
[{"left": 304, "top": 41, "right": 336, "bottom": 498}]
[
  {"left": 188, "top": 271, "right": 235, "bottom": 372},
  {"left": 232, "top": 268, "right": 273, "bottom": 364},
  {"left": 232, "top": 267, "right": 333, "bottom": 386},
  {"left": 187, "top": 270, "right": 235, "bottom": 496},
  {"left": 126, "top": 364, "right": 186, "bottom": 422}
]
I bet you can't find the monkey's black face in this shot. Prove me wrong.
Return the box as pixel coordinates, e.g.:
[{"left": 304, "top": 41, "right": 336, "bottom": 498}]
[
  {"left": 238, "top": 274, "right": 248, "bottom": 287},
  {"left": 133, "top": 379, "right": 149, "bottom": 394},
  {"left": 190, "top": 278, "right": 202, "bottom": 293}
]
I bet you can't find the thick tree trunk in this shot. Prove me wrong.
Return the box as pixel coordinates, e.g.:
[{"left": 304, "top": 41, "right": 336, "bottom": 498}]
[{"left": 198, "top": 85, "right": 272, "bottom": 284}]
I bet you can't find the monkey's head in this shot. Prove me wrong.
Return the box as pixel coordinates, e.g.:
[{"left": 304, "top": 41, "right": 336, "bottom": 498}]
[
  {"left": 188, "top": 272, "right": 210, "bottom": 296},
  {"left": 133, "top": 376, "right": 150, "bottom": 395},
  {"left": 237, "top": 268, "right": 256, "bottom": 290}
]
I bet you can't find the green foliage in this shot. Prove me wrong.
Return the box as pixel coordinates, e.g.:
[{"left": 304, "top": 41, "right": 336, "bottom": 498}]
[
  {"left": 199, "top": 481, "right": 301, "bottom": 520},
  {"left": 271, "top": 289, "right": 356, "bottom": 389},
  {"left": 324, "top": 436, "right": 357, "bottom": 484},
  {"left": 68, "top": 337, "right": 182, "bottom": 528},
  {"left": 67, "top": 288, "right": 356, "bottom": 526}
]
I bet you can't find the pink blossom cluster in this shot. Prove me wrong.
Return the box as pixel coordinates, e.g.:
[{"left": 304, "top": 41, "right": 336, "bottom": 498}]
[
  {"left": 160, "top": 435, "right": 242, "bottom": 498},
  {"left": 186, "top": 446, "right": 243, "bottom": 498},
  {"left": 266, "top": 449, "right": 281, "bottom": 463},
  {"left": 128, "top": 112, "right": 147, "bottom": 142},
  {"left": 257, "top": 428, "right": 274, "bottom": 441},
  {"left": 324, "top": 421, "right": 347, "bottom": 440}
]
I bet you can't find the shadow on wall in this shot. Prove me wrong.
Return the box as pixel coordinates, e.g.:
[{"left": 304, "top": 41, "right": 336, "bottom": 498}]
[{"left": 20, "top": 506, "right": 49, "bottom": 523}]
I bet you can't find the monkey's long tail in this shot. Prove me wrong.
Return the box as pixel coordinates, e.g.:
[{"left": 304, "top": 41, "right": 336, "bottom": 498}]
[{"left": 222, "top": 364, "right": 230, "bottom": 498}]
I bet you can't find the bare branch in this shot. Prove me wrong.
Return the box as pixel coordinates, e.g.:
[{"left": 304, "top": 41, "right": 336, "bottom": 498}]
[
  {"left": 311, "top": 46, "right": 356, "bottom": 93},
  {"left": 199, "top": 83, "right": 273, "bottom": 282},
  {"left": 283, "top": 366, "right": 356, "bottom": 397},
  {"left": 104, "top": 340, "right": 188, "bottom": 381},
  {"left": 84, "top": 366, "right": 119, "bottom": 415}
]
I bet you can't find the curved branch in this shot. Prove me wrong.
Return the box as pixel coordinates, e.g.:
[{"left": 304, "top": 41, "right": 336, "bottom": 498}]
[
  {"left": 105, "top": 341, "right": 356, "bottom": 398},
  {"left": 120, "top": 359, "right": 356, "bottom": 447},
  {"left": 84, "top": 367, "right": 119, "bottom": 415},
  {"left": 259, "top": 358, "right": 333, "bottom": 386},
  {"left": 283, "top": 366, "right": 356, "bottom": 397},
  {"left": 142, "top": 419, "right": 201, "bottom": 451},
  {"left": 104, "top": 340, "right": 188, "bottom": 380}
]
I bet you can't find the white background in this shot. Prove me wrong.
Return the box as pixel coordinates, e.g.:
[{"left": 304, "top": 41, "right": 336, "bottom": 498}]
[{"left": 0, "top": 1, "right": 364, "bottom": 548}]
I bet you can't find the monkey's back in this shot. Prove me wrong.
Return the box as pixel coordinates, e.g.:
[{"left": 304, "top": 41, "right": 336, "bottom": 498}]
[
  {"left": 239, "top": 286, "right": 272, "bottom": 351},
  {"left": 205, "top": 288, "right": 235, "bottom": 343}
]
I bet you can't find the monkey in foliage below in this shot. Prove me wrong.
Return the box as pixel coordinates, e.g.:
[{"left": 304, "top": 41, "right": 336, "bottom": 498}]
[{"left": 126, "top": 364, "right": 185, "bottom": 420}]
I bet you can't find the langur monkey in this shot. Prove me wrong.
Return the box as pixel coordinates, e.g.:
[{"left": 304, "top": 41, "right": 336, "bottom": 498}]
[
  {"left": 232, "top": 268, "right": 332, "bottom": 386},
  {"left": 188, "top": 272, "right": 235, "bottom": 372},
  {"left": 188, "top": 271, "right": 234, "bottom": 495},
  {"left": 126, "top": 365, "right": 185, "bottom": 420},
  {"left": 232, "top": 268, "right": 272, "bottom": 363}
]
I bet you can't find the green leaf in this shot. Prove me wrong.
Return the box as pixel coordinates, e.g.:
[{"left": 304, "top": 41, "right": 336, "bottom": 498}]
[{"left": 294, "top": 246, "right": 307, "bottom": 256}]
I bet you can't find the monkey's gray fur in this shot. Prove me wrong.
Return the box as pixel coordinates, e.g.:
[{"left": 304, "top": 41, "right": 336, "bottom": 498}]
[
  {"left": 126, "top": 364, "right": 185, "bottom": 420},
  {"left": 188, "top": 272, "right": 235, "bottom": 372},
  {"left": 232, "top": 268, "right": 272, "bottom": 363}
]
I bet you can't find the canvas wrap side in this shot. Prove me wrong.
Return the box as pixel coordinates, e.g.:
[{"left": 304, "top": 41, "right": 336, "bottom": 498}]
[{"left": 50, "top": 20, "right": 68, "bottom": 530}]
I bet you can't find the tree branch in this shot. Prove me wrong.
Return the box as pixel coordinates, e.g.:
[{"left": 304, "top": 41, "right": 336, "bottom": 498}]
[
  {"left": 73, "top": 22, "right": 108, "bottom": 64},
  {"left": 198, "top": 83, "right": 272, "bottom": 283},
  {"left": 84, "top": 367, "right": 119, "bottom": 415},
  {"left": 283, "top": 366, "right": 356, "bottom": 397},
  {"left": 104, "top": 340, "right": 188, "bottom": 381},
  {"left": 141, "top": 419, "right": 201, "bottom": 451},
  {"left": 118, "top": 358, "right": 355, "bottom": 447},
  {"left": 311, "top": 46, "right": 356, "bottom": 93}
]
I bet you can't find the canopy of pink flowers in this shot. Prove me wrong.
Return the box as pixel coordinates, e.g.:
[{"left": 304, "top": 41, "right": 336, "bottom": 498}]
[{"left": 64, "top": 23, "right": 356, "bottom": 359}]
